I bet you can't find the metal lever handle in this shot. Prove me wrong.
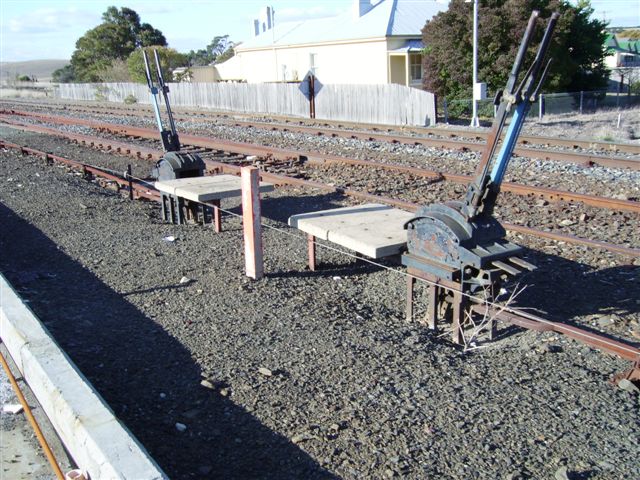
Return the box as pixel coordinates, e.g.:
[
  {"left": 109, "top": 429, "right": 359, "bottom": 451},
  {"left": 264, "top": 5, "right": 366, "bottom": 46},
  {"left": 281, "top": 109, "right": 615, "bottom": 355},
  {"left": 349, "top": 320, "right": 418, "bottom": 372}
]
[
  {"left": 530, "top": 58, "right": 553, "bottom": 101},
  {"left": 522, "top": 12, "right": 559, "bottom": 99},
  {"left": 153, "top": 49, "right": 167, "bottom": 90},
  {"left": 505, "top": 11, "right": 539, "bottom": 95},
  {"left": 142, "top": 50, "right": 156, "bottom": 92}
]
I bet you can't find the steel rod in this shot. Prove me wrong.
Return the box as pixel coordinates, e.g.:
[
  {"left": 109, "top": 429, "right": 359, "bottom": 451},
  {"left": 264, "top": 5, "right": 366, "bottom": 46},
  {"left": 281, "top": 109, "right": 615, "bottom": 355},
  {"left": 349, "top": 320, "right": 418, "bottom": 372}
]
[{"left": 0, "top": 348, "right": 65, "bottom": 480}]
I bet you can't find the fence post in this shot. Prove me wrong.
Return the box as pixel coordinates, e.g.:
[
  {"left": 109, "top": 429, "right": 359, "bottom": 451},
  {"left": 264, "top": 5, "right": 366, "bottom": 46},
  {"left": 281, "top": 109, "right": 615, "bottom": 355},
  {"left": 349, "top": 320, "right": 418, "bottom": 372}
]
[
  {"left": 538, "top": 94, "right": 544, "bottom": 121},
  {"left": 308, "top": 74, "right": 316, "bottom": 119},
  {"left": 126, "top": 164, "right": 133, "bottom": 201},
  {"left": 579, "top": 91, "right": 583, "bottom": 114},
  {"left": 241, "top": 166, "right": 264, "bottom": 280},
  {"left": 443, "top": 98, "right": 449, "bottom": 124}
]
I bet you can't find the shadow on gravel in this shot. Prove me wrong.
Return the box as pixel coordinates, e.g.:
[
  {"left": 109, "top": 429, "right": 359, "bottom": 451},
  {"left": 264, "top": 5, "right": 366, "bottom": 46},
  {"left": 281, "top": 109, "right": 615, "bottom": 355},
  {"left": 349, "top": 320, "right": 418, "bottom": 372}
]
[
  {"left": 260, "top": 191, "right": 348, "bottom": 224},
  {"left": 268, "top": 259, "right": 383, "bottom": 279},
  {"left": 505, "top": 247, "right": 639, "bottom": 345},
  {"left": 0, "top": 202, "right": 337, "bottom": 480}
]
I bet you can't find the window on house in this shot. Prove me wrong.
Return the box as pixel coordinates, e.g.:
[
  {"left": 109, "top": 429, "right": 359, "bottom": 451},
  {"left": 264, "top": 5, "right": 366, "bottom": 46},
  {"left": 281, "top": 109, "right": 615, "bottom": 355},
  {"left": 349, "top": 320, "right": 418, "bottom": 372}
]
[
  {"left": 309, "top": 53, "right": 318, "bottom": 76},
  {"left": 409, "top": 54, "right": 423, "bottom": 82}
]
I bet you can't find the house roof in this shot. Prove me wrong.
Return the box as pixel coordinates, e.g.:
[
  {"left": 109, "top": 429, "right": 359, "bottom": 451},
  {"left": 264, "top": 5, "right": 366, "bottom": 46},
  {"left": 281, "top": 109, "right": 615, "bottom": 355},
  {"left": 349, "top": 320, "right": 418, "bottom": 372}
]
[
  {"left": 606, "top": 34, "right": 640, "bottom": 54},
  {"left": 389, "top": 39, "right": 424, "bottom": 52},
  {"left": 237, "top": 0, "right": 449, "bottom": 51}
]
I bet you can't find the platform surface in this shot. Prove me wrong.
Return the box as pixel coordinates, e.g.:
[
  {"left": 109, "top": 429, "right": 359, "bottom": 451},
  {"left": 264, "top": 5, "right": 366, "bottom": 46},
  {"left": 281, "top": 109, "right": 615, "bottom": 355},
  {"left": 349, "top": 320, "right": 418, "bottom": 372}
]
[
  {"left": 288, "top": 203, "right": 414, "bottom": 258},
  {"left": 0, "top": 274, "right": 167, "bottom": 479},
  {"left": 155, "top": 175, "right": 274, "bottom": 202}
]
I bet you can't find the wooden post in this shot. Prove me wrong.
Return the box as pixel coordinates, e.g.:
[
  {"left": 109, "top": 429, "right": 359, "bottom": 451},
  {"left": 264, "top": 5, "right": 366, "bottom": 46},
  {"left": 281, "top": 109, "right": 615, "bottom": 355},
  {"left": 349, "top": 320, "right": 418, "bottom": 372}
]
[
  {"left": 211, "top": 199, "right": 222, "bottom": 233},
  {"left": 307, "top": 234, "right": 316, "bottom": 271},
  {"left": 241, "top": 166, "right": 264, "bottom": 280}
]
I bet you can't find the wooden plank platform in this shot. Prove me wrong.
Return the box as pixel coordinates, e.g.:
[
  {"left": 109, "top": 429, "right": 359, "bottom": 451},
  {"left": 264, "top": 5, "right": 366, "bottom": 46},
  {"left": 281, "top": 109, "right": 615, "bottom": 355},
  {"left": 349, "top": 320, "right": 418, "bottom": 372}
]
[
  {"left": 288, "top": 203, "right": 413, "bottom": 259},
  {"left": 155, "top": 175, "right": 274, "bottom": 203}
]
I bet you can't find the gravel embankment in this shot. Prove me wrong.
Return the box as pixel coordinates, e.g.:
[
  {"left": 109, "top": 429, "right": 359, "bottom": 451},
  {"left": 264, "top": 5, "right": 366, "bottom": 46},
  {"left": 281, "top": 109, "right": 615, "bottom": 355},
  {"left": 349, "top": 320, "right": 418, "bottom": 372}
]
[{"left": 1, "top": 127, "right": 639, "bottom": 479}]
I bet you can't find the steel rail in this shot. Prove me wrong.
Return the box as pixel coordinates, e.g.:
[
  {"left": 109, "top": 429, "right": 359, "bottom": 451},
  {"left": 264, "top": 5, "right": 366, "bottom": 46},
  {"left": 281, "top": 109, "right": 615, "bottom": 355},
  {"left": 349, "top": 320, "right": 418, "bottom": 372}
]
[
  {"left": 471, "top": 305, "right": 640, "bottom": 362},
  {"left": 226, "top": 120, "right": 640, "bottom": 158},
  {"left": 3, "top": 108, "right": 640, "bottom": 170},
  {"left": 2, "top": 113, "right": 639, "bottom": 215},
  {"left": 470, "top": 305, "right": 640, "bottom": 364},
  {"left": 3, "top": 100, "right": 639, "bottom": 155},
  {"left": 3, "top": 140, "right": 639, "bottom": 379},
  {"left": 2, "top": 122, "right": 639, "bottom": 257},
  {"left": 0, "top": 140, "right": 159, "bottom": 200},
  {"left": 0, "top": 348, "right": 65, "bottom": 480}
]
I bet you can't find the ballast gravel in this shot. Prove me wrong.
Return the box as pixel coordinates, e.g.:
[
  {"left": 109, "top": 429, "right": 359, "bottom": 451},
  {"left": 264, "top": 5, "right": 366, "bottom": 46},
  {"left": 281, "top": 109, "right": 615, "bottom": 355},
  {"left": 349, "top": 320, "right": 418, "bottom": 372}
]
[{"left": 0, "top": 128, "right": 639, "bottom": 479}]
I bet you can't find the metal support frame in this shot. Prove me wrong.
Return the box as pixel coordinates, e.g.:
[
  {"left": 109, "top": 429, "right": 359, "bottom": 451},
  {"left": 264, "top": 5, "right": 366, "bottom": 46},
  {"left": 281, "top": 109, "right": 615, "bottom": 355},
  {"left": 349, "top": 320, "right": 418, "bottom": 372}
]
[
  {"left": 160, "top": 193, "right": 223, "bottom": 230},
  {"left": 406, "top": 267, "right": 472, "bottom": 344}
]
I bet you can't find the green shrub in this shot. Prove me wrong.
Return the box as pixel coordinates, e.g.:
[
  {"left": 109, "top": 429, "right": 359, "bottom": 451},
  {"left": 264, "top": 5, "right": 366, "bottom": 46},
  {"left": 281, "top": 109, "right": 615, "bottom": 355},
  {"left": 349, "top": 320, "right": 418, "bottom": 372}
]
[{"left": 124, "top": 94, "right": 137, "bottom": 104}]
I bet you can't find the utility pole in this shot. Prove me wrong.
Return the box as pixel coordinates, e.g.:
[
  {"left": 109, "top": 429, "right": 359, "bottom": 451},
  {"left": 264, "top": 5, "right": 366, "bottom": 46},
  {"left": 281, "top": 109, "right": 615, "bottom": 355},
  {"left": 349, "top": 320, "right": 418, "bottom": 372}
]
[{"left": 468, "top": 0, "right": 480, "bottom": 127}]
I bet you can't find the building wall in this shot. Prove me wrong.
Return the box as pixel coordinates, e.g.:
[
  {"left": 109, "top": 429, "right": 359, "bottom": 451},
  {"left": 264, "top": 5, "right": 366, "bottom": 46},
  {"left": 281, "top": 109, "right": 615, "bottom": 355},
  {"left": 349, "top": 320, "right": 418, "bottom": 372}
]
[
  {"left": 191, "top": 66, "right": 220, "bottom": 83},
  {"left": 234, "top": 39, "right": 390, "bottom": 84},
  {"left": 388, "top": 55, "right": 406, "bottom": 85}
]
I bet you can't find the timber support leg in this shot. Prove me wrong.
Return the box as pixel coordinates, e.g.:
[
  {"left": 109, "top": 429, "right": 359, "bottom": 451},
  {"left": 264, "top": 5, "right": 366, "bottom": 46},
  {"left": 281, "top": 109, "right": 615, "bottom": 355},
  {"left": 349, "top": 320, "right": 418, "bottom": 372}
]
[
  {"left": 307, "top": 234, "right": 316, "bottom": 271},
  {"left": 212, "top": 199, "right": 221, "bottom": 233}
]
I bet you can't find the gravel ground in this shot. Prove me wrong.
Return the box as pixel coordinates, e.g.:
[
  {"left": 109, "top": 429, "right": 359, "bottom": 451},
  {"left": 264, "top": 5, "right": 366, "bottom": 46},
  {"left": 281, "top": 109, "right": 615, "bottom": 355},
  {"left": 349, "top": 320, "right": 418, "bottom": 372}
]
[{"left": 1, "top": 127, "right": 639, "bottom": 479}]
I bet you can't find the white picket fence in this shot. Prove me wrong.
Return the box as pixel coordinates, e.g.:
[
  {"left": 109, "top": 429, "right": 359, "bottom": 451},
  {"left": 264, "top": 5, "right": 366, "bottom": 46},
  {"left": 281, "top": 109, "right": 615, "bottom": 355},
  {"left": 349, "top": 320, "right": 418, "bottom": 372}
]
[{"left": 56, "top": 82, "right": 436, "bottom": 126}]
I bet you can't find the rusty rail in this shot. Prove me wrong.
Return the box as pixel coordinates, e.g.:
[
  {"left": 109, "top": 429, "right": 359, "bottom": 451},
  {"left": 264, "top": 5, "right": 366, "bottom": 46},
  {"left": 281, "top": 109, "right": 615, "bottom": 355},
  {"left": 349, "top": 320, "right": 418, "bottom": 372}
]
[
  {"left": 2, "top": 112, "right": 639, "bottom": 215},
  {"left": 471, "top": 305, "right": 640, "bottom": 362},
  {"left": 2, "top": 120, "right": 639, "bottom": 257},
  {"left": 3, "top": 101, "right": 639, "bottom": 155},
  {"left": 0, "top": 140, "right": 159, "bottom": 201},
  {"left": 470, "top": 305, "right": 640, "bottom": 386}
]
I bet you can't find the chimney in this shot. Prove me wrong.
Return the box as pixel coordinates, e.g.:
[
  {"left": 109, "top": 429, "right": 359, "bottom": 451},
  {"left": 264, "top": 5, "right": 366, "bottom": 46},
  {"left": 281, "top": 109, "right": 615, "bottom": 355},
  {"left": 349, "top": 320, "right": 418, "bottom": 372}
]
[
  {"left": 353, "top": 0, "right": 373, "bottom": 19},
  {"left": 251, "top": 6, "right": 275, "bottom": 37}
]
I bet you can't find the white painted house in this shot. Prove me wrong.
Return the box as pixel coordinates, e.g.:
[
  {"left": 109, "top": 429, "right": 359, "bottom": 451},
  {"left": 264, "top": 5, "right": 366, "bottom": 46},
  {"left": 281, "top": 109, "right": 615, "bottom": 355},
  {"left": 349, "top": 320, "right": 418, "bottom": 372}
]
[{"left": 215, "top": 0, "right": 449, "bottom": 87}]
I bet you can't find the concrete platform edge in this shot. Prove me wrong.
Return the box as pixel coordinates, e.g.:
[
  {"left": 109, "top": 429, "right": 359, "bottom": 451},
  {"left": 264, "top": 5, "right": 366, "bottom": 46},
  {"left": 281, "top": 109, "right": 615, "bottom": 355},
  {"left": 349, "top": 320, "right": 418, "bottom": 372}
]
[{"left": 0, "top": 273, "right": 168, "bottom": 480}]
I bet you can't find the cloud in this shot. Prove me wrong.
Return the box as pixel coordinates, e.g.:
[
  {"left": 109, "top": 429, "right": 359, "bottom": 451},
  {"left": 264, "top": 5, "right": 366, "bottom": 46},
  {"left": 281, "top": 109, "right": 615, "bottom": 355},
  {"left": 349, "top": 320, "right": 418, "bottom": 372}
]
[{"left": 8, "top": 7, "right": 98, "bottom": 35}]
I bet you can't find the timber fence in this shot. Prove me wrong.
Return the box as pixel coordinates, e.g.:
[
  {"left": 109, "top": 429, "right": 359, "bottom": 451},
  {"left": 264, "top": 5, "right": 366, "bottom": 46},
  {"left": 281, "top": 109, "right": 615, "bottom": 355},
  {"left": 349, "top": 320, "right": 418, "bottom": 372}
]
[{"left": 55, "top": 81, "right": 437, "bottom": 126}]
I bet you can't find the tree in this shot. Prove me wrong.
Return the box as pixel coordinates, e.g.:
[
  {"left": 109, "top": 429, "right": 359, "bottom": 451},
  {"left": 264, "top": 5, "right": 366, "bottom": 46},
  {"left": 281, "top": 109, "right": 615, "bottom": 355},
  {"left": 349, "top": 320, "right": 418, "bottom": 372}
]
[
  {"left": 96, "top": 59, "right": 132, "bottom": 82},
  {"left": 187, "top": 35, "right": 235, "bottom": 66},
  {"left": 70, "top": 6, "right": 167, "bottom": 82},
  {"left": 127, "top": 46, "right": 189, "bottom": 83},
  {"left": 52, "top": 64, "right": 76, "bottom": 83},
  {"left": 422, "top": 0, "right": 609, "bottom": 100}
]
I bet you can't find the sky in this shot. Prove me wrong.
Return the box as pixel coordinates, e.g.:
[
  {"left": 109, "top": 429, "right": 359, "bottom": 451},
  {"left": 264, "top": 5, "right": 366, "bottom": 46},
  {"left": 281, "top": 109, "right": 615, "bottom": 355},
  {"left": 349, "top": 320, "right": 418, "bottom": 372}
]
[{"left": 0, "top": 0, "right": 638, "bottom": 63}]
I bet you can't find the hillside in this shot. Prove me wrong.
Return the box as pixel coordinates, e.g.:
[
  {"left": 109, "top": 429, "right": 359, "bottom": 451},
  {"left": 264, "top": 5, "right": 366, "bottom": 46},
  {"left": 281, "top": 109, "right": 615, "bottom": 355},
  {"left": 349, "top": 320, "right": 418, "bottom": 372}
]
[{"left": 0, "top": 59, "right": 69, "bottom": 82}]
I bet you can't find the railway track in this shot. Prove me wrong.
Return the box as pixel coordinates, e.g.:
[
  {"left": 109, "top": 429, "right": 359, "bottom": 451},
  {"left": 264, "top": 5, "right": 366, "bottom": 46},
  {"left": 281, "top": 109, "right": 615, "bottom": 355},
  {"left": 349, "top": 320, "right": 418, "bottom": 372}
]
[
  {"left": 2, "top": 111, "right": 639, "bottom": 213},
  {"left": 3, "top": 98, "right": 639, "bottom": 156},
  {"left": 1, "top": 118, "right": 638, "bottom": 257}
]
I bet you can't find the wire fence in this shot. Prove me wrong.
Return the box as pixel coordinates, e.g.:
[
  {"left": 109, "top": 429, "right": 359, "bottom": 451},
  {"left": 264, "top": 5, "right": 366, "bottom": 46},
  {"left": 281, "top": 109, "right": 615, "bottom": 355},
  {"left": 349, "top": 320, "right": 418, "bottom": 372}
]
[{"left": 439, "top": 90, "right": 640, "bottom": 124}]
